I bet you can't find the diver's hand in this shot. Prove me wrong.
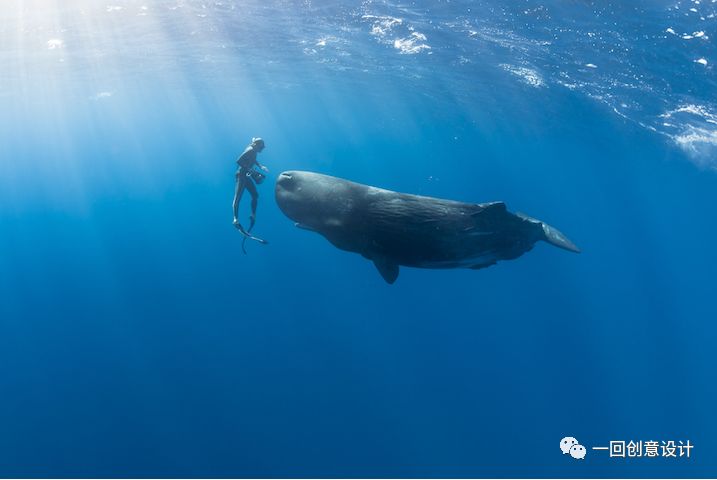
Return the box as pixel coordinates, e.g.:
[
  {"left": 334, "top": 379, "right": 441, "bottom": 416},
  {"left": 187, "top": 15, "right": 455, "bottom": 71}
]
[{"left": 260, "top": 165, "right": 269, "bottom": 173}]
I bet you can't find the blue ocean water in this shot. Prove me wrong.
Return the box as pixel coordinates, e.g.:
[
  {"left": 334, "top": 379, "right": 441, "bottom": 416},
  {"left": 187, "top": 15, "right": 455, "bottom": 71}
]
[{"left": 1, "top": 0, "right": 716, "bottom": 477}]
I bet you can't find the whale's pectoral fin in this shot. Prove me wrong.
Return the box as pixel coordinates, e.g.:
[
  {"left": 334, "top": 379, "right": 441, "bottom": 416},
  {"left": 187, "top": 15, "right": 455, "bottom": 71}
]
[{"left": 373, "top": 258, "right": 399, "bottom": 284}]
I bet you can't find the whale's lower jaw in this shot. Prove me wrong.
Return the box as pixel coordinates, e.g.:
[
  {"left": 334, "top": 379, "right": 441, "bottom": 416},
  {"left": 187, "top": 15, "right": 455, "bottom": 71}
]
[
  {"left": 403, "top": 253, "right": 503, "bottom": 270},
  {"left": 366, "top": 253, "right": 502, "bottom": 284}
]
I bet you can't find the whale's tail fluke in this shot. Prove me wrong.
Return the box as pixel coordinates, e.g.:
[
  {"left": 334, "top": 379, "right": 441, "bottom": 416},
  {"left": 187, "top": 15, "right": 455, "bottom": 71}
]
[
  {"left": 516, "top": 213, "right": 581, "bottom": 253},
  {"left": 540, "top": 222, "right": 580, "bottom": 253}
]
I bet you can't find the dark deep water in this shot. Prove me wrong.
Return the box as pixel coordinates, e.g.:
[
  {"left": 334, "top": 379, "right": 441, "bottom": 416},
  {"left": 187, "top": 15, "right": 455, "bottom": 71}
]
[{"left": 1, "top": 1, "right": 716, "bottom": 477}]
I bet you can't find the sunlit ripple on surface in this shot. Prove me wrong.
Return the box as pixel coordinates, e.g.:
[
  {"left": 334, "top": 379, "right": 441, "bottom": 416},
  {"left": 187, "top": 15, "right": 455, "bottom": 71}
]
[{"left": 1, "top": 0, "right": 716, "bottom": 167}]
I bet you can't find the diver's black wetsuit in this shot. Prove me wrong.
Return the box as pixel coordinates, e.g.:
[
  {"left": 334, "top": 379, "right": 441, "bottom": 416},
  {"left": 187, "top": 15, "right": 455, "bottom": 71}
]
[{"left": 235, "top": 145, "right": 260, "bottom": 226}]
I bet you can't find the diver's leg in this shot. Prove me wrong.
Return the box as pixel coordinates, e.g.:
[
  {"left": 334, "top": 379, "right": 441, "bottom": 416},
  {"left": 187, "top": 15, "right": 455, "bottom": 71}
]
[
  {"left": 233, "top": 176, "right": 246, "bottom": 225},
  {"left": 246, "top": 180, "right": 259, "bottom": 231}
]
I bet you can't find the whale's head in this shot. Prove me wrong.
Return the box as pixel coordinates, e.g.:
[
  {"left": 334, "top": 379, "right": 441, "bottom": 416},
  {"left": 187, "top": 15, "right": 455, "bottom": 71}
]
[{"left": 275, "top": 170, "right": 357, "bottom": 232}]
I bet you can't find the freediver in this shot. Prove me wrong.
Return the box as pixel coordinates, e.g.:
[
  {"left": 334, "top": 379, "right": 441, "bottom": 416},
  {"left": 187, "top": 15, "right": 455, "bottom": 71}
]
[{"left": 233, "top": 137, "right": 269, "bottom": 250}]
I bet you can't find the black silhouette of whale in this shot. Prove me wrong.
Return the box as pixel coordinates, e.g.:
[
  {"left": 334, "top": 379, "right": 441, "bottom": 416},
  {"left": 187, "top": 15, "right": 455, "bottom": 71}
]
[{"left": 275, "top": 171, "right": 579, "bottom": 284}]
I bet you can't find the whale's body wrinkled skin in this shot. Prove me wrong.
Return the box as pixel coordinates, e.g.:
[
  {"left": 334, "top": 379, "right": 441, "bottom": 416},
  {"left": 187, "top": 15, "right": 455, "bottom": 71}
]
[{"left": 275, "top": 171, "right": 580, "bottom": 284}]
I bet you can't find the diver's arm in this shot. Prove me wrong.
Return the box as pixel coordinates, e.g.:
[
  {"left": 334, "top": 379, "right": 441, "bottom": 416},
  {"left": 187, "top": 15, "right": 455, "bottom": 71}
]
[{"left": 256, "top": 160, "right": 269, "bottom": 172}]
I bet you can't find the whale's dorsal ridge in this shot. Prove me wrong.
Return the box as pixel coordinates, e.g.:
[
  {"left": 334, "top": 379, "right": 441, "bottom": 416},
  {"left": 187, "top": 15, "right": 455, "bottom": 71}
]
[{"left": 472, "top": 201, "right": 507, "bottom": 215}]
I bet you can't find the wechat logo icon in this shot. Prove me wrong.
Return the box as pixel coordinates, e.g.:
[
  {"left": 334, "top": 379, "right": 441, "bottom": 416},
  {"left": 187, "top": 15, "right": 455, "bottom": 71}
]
[{"left": 561, "top": 436, "right": 586, "bottom": 460}]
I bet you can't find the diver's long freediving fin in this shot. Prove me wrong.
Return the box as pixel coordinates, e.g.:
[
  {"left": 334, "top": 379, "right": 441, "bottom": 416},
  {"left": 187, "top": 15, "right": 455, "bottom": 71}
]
[{"left": 235, "top": 222, "right": 268, "bottom": 255}]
